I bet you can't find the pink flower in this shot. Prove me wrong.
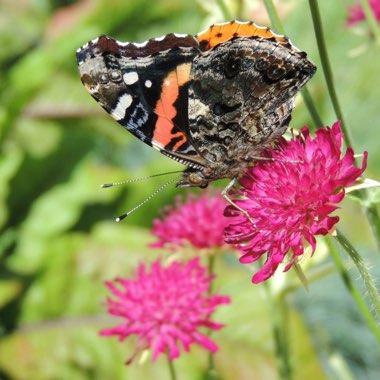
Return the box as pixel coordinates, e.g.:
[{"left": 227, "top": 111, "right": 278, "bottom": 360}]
[
  {"left": 347, "top": 0, "right": 380, "bottom": 26},
  {"left": 224, "top": 122, "right": 367, "bottom": 283},
  {"left": 100, "top": 258, "right": 230, "bottom": 363},
  {"left": 151, "top": 192, "right": 229, "bottom": 250}
]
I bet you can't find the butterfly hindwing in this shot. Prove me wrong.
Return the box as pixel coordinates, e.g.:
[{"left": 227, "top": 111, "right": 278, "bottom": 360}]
[
  {"left": 188, "top": 21, "right": 316, "bottom": 163},
  {"left": 77, "top": 34, "right": 206, "bottom": 167},
  {"left": 196, "top": 20, "right": 291, "bottom": 51}
]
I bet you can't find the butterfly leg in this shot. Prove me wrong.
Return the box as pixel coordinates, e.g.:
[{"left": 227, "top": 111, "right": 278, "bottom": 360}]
[{"left": 222, "top": 178, "right": 256, "bottom": 226}]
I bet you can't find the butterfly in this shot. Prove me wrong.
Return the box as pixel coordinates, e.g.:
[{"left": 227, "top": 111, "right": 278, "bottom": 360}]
[{"left": 77, "top": 21, "right": 315, "bottom": 192}]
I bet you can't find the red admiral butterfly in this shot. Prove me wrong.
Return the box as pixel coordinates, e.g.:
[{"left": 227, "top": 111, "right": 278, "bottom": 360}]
[{"left": 77, "top": 21, "right": 315, "bottom": 190}]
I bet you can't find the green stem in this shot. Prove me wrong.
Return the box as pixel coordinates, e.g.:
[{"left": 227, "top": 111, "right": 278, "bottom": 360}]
[
  {"left": 216, "top": 0, "right": 233, "bottom": 20},
  {"left": 326, "top": 235, "right": 380, "bottom": 343},
  {"left": 262, "top": 0, "right": 323, "bottom": 130},
  {"left": 365, "top": 205, "right": 380, "bottom": 249},
  {"left": 359, "top": 0, "right": 380, "bottom": 45},
  {"left": 205, "top": 255, "right": 219, "bottom": 380},
  {"left": 208, "top": 255, "right": 216, "bottom": 293},
  {"left": 236, "top": 0, "right": 244, "bottom": 20},
  {"left": 262, "top": 0, "right": 285, "bottom": 34},
  {"left": 167, "top": 356, "right": 178, "bottom": 380},
  {"left": 263, "top": 282, "right": 293, "bottom": 380},
  {"left": 307, "top": 0, "right": 353, "bottom": 148},
  {"left": 300, "top": 87, "right": 324, "bottom": 130},
  {"left": 335, "top": 230, "right": 380, "bottom": 319},
  {"left": 206, "top": 353, "right": 219, "bottom": 380}
]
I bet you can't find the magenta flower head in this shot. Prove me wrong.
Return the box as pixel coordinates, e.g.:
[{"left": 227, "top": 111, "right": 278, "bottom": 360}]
[
  {"left": 100, "top": 258, "right": 230, "bottom": 363},
  {"left": 151, "top": 192, "right": 229, "bottom": 251},
  {"left": 224, "top": 122, "right": 367, "bottom": 283},
  {"left": 347, "top": 0, "right": 380, "bottom": 26}
]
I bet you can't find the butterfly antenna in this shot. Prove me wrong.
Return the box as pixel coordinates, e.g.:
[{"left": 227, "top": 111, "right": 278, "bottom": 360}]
[
  {"left": 101, "top": 170, "right": 184, "bottom": 188},
  {"left": 115, "top": 176, "right": 181, "bottom": 222}
]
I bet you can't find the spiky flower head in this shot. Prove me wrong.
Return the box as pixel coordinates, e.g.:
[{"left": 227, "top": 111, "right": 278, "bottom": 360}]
[
  {"left": 151, "top": 192, "right": 229, "bottom": 251},
  {"left": 224, "top": 122, "right": 367, "bottom": 283},
  {"left": 101, "top": 258, "right": 230, "bottom": 363}
]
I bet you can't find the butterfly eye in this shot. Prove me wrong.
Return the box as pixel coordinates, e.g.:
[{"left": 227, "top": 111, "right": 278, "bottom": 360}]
[
  {"left": 98, "top": 73, "right": 109, "bottom": 84},
  {"left": 224, "top": 54, "right": 241, "bottom": 79}
]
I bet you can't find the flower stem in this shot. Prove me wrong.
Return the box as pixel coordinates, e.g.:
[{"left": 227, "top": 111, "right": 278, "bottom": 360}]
[
  {"left": 236, "top": 0, "right": 244, "bottom": 19},
  {"left": 307, "top": 0, "right": 354, "bottom": 148},
  {"left": 216, "top": 0, "right": 233, "bottom": 20},
  {"left": 205, "top": 255, "right": 220, "bottom": 380},
  {"left": 326, "top": 234, "right": 380, "bottom": 343},
  {"left": 335, "top": 230, "right": 380, "bottom": 320},
  {"left": 262, "top": 0, "right": 323, "bottom": 130},
  {"left": 167, "top": 355, "right": 178, "bottom": 380},
  {"left": 208, "top": 255, "right": 216, "bottom": 293},
  {"left": 359, "top": 0, "right": 380, "bottom": 45},
  {"left": 263, "top": 282, "right": 293, "bottom": 380},
  {"left": 365, "top": 205, "right": 380, "bottom": 249},
  {"left": 206, "top": 354, "right": 219, "bottom": 380},
  {"left": 262, "top": 0, "right": 285, "bottom": 34},
  {"left": 300, "top": 87, "right": 324, "bottom": 130}
]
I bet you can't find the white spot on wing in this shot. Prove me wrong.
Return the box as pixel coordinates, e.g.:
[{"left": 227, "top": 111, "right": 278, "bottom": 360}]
[
  {"left": 173, "top": 33, "right": 188, "bottom": 38},
  {"left": 111, "top": 94, "right": 133, "bottom": 120},
  {"left": 132, "top": 41, "right": 149, "bottom": 48},
  {"left": 145, "top": 80, "right": 152, "bottom": 88},
  {"left": 155, "top": 35, "right": 166, "bottom": 41},
  {"left": 123, "top": 71, "right": 139, "bottom": 85}
]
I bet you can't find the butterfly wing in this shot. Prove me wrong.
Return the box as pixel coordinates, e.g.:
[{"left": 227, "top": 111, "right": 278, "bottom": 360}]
[
  {"left": 77, "top": 34, "right": 207, "bottom": 168},
  {"left": 187, "top": 21, "right": 316, "bottom": 163},
  {"left": 196, "top": 20, "right": 290, "bottom": 51}
]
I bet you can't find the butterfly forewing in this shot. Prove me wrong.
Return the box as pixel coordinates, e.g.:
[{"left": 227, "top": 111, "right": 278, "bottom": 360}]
[{"left": 77, "top": 34, "right": 206, "bottom": 167}]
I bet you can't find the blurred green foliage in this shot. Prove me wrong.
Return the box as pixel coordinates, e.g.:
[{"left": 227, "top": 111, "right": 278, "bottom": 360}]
[{"left": 0, "top": 0, "right": 379, "bottom": 379}]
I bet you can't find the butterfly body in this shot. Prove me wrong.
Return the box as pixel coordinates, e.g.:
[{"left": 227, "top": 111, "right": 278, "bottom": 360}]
[{"left": 77, "top": 21, "right": 316, "bottom": 188}]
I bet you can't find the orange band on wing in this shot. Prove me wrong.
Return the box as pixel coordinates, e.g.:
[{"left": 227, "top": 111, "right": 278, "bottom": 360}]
[
  {"left": 153, "top": 63, "right": 191, "bottom": 150},
  {"left": 197, "top": 21, "right": 287, "bottom": 50}
]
